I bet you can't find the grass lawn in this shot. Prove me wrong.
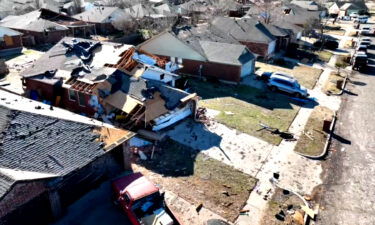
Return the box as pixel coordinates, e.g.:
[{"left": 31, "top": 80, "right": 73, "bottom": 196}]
[
  {"left": 294, "top": 106, "right": 334, "bottom": 156},
  {"left": 133, "top": 139, "right": 257, "bottom": 222},
  {"left": 323, "top": 72, "right": 345, "bottom": 94},
  {"left": 256, "top": 62, "right": 323, "bottom": 89},
  {"left": 316, "top": 51, "right": 333, "bottom": 63},
  {"left": 189, "top": 79, "right": 302, "bottom": 145}
]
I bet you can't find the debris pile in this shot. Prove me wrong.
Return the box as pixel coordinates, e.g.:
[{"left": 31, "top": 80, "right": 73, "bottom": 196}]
[{"left": 196, "top": 107, "right": 211, "bottom": 125}]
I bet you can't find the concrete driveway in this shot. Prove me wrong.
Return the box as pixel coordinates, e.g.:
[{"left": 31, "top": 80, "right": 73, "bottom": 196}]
[{"left": 317, "top": 24, "right": 375, "bottom": 225}]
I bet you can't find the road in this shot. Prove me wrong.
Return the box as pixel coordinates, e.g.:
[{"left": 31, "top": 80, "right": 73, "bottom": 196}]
[{"left": 317, "top": 26, "right": 375, "bottom": 225}]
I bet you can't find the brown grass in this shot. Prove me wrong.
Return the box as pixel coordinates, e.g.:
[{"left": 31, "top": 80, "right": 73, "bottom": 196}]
[
  {"left": 323, "top": 71, "right": 345, "bottom": 94},
  {"left": 294, "top": 106, "right": 334, "bottom": 156},
  {"left": 133, "top": 139, "right": 257, "bottom": 222}
]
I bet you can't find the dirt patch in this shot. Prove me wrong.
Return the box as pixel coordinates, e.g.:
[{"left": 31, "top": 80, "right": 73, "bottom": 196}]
[
  {"left": 132, "top": 139, "right": 257, "bottom": 222},
  {"left": 294, "top": 106, "right": 334, "bottom": 157},
  {"left": 256, "top": 62, "right": 322, "bottom": 89},
  {"left": 260, "top": 188, "right": 306, "bottom": 225}
]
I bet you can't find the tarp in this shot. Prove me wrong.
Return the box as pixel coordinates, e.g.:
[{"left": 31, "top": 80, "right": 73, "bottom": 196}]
[{"left": 132, "top": 52, "right": 157, "bottom": 65}]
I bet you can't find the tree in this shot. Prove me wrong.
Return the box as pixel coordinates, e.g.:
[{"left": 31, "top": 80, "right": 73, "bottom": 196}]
[{"left": 248, "top": 0, "right": 282, "bottom": 24}]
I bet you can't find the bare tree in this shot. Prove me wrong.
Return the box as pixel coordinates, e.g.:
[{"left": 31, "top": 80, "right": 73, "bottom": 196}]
[{"left": 248, "top": 0, "right": 282, "bottom": 24}]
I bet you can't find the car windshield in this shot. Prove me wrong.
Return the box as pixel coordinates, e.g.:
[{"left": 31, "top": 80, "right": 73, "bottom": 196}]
[{"left": 294, "top": 82, "right": 300, "bottom": 88}]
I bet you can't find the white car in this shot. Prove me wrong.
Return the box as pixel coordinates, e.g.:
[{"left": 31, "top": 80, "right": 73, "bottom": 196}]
[
  {"left": 354, "top": 15, "right": 368, "bottom": 23},
  {"left": 350, "top": 12, "right": 359, "bottom": 18},
  {"left": 267, "top": 74, "right": 309, "bottom": 98},
  {"left": 361, "top": 27, "right": 371, "bottom": 35}
]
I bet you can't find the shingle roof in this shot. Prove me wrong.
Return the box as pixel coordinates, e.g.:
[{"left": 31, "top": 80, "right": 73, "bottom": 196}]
[
  {"left": 0, "top": 26, "right": 22, "bottom": 37},
  {"left": 0, "top": 10, "right": 68, "bottom": 32},
  {"left": 211, "top": 17, "right": 276, "bottom": 44},
  {"left": 171, "top": 24, "right": 254, "bottom": 65},
  {"left": 73, "top": 6, "right": 128, "bottom": 23},
  {"left": 291, "top": 0, "right": 320, "bottom": 11},
  {"left": 262, "top": 23, "right": 290, "bottom": 37}
]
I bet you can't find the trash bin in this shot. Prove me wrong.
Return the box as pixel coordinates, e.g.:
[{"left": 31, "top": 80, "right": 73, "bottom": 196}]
[{"left": 323, "top": 119, "right": 332, "bottom": 133}]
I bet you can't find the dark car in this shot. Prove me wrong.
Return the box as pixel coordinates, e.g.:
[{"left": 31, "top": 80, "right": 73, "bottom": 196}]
[{"left": 314, "top": 40, "right": 339, "bottom": 50}]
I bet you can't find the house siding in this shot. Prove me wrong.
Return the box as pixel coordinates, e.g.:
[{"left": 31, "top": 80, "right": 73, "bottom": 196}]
[
  {"left": 23, "top": 78, "right": 96, "bottom": 116},
  {"left": 0, "top": 35, "right": 22, "bottom": 50},
  {"left": 239, "top": 41, "right": 269, "bottom": 58},
  {"left": 179, "top": 58, "right": 242, "bottom": 83},
  {"left": 15, "top": 29, "right": 68, "bottom": 46}
]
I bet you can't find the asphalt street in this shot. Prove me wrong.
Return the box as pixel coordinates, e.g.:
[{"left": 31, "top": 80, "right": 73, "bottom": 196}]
[{"left": 317, "top": 24, "right": 375, "bottom": 225}]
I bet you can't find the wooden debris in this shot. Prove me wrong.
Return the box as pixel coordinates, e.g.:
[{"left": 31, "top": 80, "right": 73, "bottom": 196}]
[{"left": 293, "top": 211, "right": 305, "bottom": 225}]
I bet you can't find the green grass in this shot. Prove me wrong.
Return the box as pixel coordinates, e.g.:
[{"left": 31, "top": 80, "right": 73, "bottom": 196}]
[
  {"left": 190, "top": 79, "right": 301, "bottom": 145},
  {"left": 294, "top": 106, "right": 333, "bottom": 156},
  {"left": 137, "top": 139, "right": 257, "bottom": 222},
  {"left": 316, "top": 51, "right": 333, "bottom": 63}
]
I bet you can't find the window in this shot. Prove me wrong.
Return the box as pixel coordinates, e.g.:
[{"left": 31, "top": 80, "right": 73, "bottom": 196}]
[
  {"left": 177, "top": 57, "right": 183, "bottom": 64},
  {"left": 68, "top": 89, "right": 77, "bottom": 101},
  {"left": 78, "top": 92, "right": 86, "bottom": 106}
]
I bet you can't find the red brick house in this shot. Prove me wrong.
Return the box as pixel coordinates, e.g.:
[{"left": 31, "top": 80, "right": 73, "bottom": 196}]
[
  {"left": 211, "top": 17, "right": 276, "bottom": 59},
  {"left": 138, "top": 24, "right": 255, "bottom": 83},
  {"left": 0, "top": 90, "right": 135, "bottom": 225},
  {"left": 0, "top": 26, "right": 23, "bottom": 56}
]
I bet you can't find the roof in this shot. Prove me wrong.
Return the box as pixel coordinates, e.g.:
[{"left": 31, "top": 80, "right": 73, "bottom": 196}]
[
  {"left": 339, "top": 2, "right": 366, "bottom": 11},
  {"left": 211, "top": 17, "right": 276, "bottom": 44},
  {"left": 21, "top": 37, "right": 132, "bottom": 79},
  {"left": 73, "top": 6, "right": 128, "bottom": 23},
  {"left": 291, "top": 0, "right": 320, "bottom": 11},
  {"left": 0, "top": 26, "right": 22, "bottom": 37},
  {"left": 171, "top": 24, "right": 255, "bottom": 65},
  {"left": 0, "top": 10, "right": 69, "bottom": 32},
  {"left": 112, "top": 172, "right": 159, "bottom": 201},
  {"left": 261, "top": 23, "right": 290, "bottom": 37},
  {"left": 0, "top": 90, "right": 135, "bottom": 200}
]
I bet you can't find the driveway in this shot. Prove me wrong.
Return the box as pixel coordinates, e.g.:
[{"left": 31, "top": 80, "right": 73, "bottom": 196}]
[{"left": 317, "top": 27, "right": 375, "bottom": 225}]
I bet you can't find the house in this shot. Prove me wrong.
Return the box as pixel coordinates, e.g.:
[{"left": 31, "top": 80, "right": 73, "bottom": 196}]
[
  {"left": 138, "top": 24, "right": 256, "bottom": 83},
  {"left": 20, "top": 37, "right": 198, "bottom": 131},
  {"left": 0, "top": 8, "right": 95, "bottom": 46},
  {"left": 211, "top": 17, "right": 276, "bottom": 58},
  {"left": 261, "top": 23, "right": 291, "bottom": 51},
  {"left": 291, "top": 1, "right": 320, "bottom": 11},
  {"left": 338, "top": 2, "right": 367, "bottom": 17},
  {"left": 0, "top": 89, "right": 135, "bottom": 225},
  {"left": 246, "top": 3, "right": 321, "bottom": 28},
  {"left": 325, "top": 2, "right": 343, "bottom": 17},
  {"left": 271, "top": 20, "right": 304, "bottom": 43},
  {"left": 73, "top": 6, "right": 130, "bottom": 34},
  {"left": 0, "top": 26, "right": 23, "bottom": 56}
]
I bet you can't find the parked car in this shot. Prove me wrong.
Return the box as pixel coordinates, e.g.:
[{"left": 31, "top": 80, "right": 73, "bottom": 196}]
[
  {"left": 267, "top": 74, "right": 309, "bottom": 98},
  {"left": 359, "top": 41, "right": 371, "bottom": 46},
  {"left": 361, "top": 27, "right": 371, "bottom": 35},
  {"left": 260, "top": 71, "right": 293, "bottom": 81},
  {"left": 350, "top": 12, "right": 359, "bottom": 18},
  {"left": 313, "top": 40, "right": 339, "bottom": 50},
  {"left": 356, "top": 44, "right": 368, "bottom": 54},
  {"left": 354, "top": 15, "right": 368, "bottom": 23},
  {"left": 112, "top": 173, "right": 182, "bottom": 225},
  {"left": 352, "top": 54, "right": 368, "bottom": 71},
  {"left": 341, "top": 16, "right": 351, "bottom": 21}
]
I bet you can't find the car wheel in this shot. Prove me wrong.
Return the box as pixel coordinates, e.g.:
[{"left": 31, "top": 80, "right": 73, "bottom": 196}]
[
  {"left": 294, "top": 92, "right": 302, "bottom": 98},
  {"left": 270, "top": 86, "right": 277, "bottom": 92}
]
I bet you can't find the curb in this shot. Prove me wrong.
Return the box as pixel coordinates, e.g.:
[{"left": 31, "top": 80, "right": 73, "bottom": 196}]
[{"left": 295, "top": 111, "right": 337, "bottom": 160}]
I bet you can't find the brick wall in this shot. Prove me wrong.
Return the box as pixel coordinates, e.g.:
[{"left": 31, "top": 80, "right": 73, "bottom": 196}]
[
  {"left": 240, "top": 41, "right": 269, "bottom": 57},
  {"left": 0, "top": 181, "right": 46, "bottom": 218},
  {"left": 17, "top": 29, "right": 68, "bottom": 46}
]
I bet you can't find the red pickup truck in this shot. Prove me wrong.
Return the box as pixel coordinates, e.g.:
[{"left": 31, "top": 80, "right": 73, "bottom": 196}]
[{"left": 112, "top": 173, "right": 182, "bottom": 225}]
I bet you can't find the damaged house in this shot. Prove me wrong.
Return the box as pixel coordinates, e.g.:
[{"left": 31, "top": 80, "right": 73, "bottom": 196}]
[
  {"left": 20, "top": 37, "right": 198, "bottom": 132},
  {"left": 138, "top": 23, "right": 255, "bottom": 83},
  {"left": 0, "top": 8, "right": 95, "bottom": 46},
  {"left": 0, "top": 90, "right": 135, "bottom": 225}
]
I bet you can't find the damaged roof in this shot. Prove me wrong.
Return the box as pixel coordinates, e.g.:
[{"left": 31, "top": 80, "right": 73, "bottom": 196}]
[
  {"left": 0, "top": 10, "right": 69, "bottom": 32},
  {"left": 0, "top": 90, "right": 134, "bottom": 200},
  {"left": 73, "top": 6, "right": 130, "bottom": 23}
]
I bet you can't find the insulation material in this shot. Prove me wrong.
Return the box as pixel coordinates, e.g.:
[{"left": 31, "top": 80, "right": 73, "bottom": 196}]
[
  {"left": 104, "top": 91, "right": 142, "bottom": 114},
  {"left": 152, "top": 105, "right": 192, "bottom": 131},
  {"left": 145, "top": 92, "right": 169, "bottom": 122},
  {"left": 91, "top": 44, "right": 132, "bottom": 67}
]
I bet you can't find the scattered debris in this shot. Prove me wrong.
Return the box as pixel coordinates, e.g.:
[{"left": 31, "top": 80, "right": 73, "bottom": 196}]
[
  {"left": 275, "top": 210, "right": 286, "bottom": 221},
  {"left": 293, "top": 211, "right": 305, "bottom": 225},
  {"left": 196, "top": 203, "right": 203, "bottom": 213},
  {"left": 138, "top": 151, "right": 148, "bottom": 160}
]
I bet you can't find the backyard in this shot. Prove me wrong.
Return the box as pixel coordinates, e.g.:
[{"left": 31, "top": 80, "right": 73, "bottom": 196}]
[
  {"left": 188, "top": 79, "right": 303, "bottom": 145},
  {"left": 132, "top": 139, "right": 257, "bottom": 222}
]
